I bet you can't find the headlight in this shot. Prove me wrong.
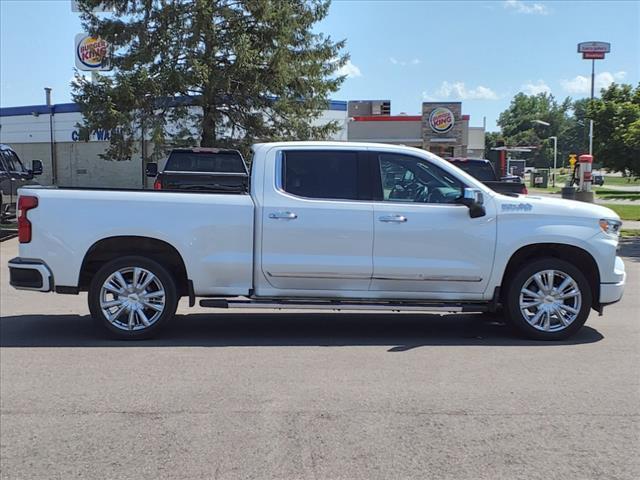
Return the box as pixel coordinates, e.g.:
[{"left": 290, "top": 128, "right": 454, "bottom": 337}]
[{"left": 599, "top": 218, "right": 622, "bottom": 236}]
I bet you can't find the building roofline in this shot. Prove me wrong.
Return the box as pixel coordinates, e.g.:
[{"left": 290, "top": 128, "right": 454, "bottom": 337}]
[{"left": 0, "top": 98, "right": 347, "bottom": 118}]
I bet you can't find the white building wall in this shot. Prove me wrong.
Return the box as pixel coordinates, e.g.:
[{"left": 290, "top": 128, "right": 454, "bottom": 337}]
[{"left": 1, "top": 105, "right": 347, "bottom": 188}]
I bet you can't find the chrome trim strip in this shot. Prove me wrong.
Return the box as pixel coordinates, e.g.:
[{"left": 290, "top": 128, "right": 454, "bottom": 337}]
[
  {"left": 266, "top": 271, "right": 482, "bottom": 282},
  {"left": 266, "top": 271, "right": 371, "bottom": 280},
  {"left": 372, "top": 275, "right": 483, "bottom": 282}
]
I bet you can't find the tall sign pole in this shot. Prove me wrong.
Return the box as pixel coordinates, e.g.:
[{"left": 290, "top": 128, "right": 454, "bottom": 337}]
[{"left": 577, "top": 41, "right": 610, "bottom": 156}]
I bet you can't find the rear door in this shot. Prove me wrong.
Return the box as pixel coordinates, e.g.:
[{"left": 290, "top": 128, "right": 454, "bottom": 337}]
[
  {"left": 371, "top": 152, "right": 497, "bottom": 296},
  {"left": 260, "top": 148, "right": 374, "bottom": 292}
]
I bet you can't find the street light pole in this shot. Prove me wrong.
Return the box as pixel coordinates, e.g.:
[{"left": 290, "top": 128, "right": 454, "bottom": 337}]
[{"left": 549, "top": 136, "right": 558, "bottom": 187}]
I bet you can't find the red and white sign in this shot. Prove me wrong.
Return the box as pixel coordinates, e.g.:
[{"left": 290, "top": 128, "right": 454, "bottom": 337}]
[
  {"left": 583, "top": 52, "right": 605, "bottom": 60},
  {"left": 577, "top": 41, "right": 611, "bottom": 54},
  {"left": 428, "top": 107, "right": 455, "bottom": 134},
  {"left": 75, "top": 33, "right": 111, "bottom": 71}
]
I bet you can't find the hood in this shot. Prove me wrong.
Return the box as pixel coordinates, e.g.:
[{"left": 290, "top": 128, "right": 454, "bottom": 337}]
[{"left": 494, "top": 194, "right": 620, "bottom": 221}]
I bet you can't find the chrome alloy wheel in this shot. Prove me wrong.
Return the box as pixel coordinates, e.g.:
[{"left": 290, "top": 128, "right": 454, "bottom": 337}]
[
  {"left": 519, "top": 269, "right": 582, "bottom": 332},
  {"left": 99, "top": 267, "right": 166, "bottom": 331}
]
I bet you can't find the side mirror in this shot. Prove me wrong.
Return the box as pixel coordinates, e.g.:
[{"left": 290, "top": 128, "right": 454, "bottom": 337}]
[
  {"left": 457, "top": 187, "right": 486, "bottom": 218},
  {"left": 145, "top": 162, "right": 158, "bottom": 177},
  {"left": 31, "top": 159, "right": 43, "bottom": 176}
]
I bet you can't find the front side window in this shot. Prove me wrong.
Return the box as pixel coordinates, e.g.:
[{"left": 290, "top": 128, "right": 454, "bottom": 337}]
[
  {"left": 378, "top": 153, "right": 464, "bottom": 204},
  {"left": 282, "top": 150, "right": 359, "bottom": 200}
]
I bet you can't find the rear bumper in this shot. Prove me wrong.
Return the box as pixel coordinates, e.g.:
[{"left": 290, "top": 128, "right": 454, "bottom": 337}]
[
  {"left": 599, "top": 256, "right": 625, "bottom": 305},
  {"left": 8, "top": 257, "right": 52, "bottom": 292}
]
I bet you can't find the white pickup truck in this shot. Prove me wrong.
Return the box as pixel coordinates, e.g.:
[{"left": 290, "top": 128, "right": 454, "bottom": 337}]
[{"left": 8, "top": 142, "right": 626, "bottom": 340}]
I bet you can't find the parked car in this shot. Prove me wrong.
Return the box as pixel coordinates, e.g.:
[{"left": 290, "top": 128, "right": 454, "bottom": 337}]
[
  {"left": 145, "top": 147, "right": 248, "bottom": 193},
  {"left": 446, "top": 157, "right": 528, "bottom": 195},
  {"left": 0, "top": 144, "right": 43, "bottom": 222},
  {"left": 8, "top": 142, "right": 625, "bottom": 341}
]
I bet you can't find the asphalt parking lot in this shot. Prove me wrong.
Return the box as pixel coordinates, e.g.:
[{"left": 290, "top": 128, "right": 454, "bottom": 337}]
[{"left": 1, "top": 237, "right": 639, "bottom": 480}]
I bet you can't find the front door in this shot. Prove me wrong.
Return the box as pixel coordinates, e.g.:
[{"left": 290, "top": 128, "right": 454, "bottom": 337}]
[
  {"left": 371, "top": 152, "right": 497, "bottom": 296},
  {"left": 260, "top": 149, "right": 374, "bottom": 292}
]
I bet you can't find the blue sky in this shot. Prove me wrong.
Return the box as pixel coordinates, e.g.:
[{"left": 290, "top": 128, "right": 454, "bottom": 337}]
[{"left": 1, "top": 0, "right": 638, "bottom": 131}]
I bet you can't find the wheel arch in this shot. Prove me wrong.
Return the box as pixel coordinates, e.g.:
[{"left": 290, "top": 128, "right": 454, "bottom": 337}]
[
  {"left": 79, "top": 235, "right": 190, "bottom": 297},
  {"left": 500, "top": 243, "right": 600, "bottom": 309}
]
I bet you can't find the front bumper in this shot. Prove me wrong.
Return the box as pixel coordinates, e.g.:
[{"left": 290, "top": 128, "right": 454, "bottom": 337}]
[
  {"left": 600, "top": 256, "right": 625, "bottom": 305},
  {"left": 8, "top": 257, "right": 53, "bottom": 292}
]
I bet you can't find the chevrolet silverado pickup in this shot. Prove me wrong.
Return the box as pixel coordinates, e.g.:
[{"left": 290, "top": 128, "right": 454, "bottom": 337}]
[{"left": 8, "top": 142, "right": 626, "bottom": 340}]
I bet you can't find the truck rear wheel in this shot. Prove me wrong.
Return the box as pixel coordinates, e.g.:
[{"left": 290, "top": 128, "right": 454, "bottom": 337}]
[
  {"left": 505, "top": 258, "right": 592, "bottom": 340},
  {"left": 88, "top": 256, "right": 178, "bottom": 339}
]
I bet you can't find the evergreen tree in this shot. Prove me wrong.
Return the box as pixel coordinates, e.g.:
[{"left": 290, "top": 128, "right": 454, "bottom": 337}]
[{"left": 72, "top": 0, "right": 347, "bottom": 161}]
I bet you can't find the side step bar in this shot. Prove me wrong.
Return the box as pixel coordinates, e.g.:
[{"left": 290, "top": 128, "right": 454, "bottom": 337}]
[{"left": 199, "top": 298, "right": 489, "bottom": 313}]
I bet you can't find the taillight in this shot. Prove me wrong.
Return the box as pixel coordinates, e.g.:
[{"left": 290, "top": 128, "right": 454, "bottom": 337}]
[
  {"left": 153, "top": 178, "right": 162, "bottom": 190},
  {"left": 521, "top": 185, "right": 528, "bottom": 195},
  {"left": 18, "top": 195, "right": 38, "bottom": 243}
]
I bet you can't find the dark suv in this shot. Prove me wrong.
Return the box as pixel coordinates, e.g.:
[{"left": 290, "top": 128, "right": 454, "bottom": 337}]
[
  {"left": 145, "top": 148, "right": 248, "bottom": 193},
  {"left": 0, "top": 144, "right": 43, "bottom": 222}
]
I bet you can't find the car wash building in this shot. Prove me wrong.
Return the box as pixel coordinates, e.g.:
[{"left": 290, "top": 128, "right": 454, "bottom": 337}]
[
  {"left": 0, "top": 99, "right": 348, "bottom": 189},
  {"left": 347, "top": 100, "right": 485, "bottom": 158}
]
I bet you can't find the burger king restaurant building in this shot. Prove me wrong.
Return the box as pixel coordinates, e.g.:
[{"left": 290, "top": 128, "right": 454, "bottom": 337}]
[{"left": 347, "top": 101, "right": 485, "bottom": 158}]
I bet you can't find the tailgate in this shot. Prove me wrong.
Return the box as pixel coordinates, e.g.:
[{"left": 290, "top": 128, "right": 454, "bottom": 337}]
[{"left": 161, "top": 172, "right": 248, "bottom": 193}]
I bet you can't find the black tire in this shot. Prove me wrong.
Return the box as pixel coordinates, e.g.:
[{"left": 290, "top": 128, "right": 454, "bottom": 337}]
[
  {"left": 88, "top": 256, "right": 178, "bottom": 339},
  {"left": 505, "top": 257, "right": 592, "bottom": 340}
]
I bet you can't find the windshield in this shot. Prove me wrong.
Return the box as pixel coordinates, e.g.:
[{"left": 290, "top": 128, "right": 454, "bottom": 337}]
[
  {"left": 165, "top": 151, "right": 246, "bottom": 173},
  {"left": 451, "top": 161, "right": 496, "bottom": 182}
]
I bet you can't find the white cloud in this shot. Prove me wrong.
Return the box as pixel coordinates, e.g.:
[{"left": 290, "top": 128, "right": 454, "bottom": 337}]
[
  {"left": 336, "top": 59, "right": 362, "bottom": 78},
  {"left": 504, "top": 0, "right": 549, "bottom": 15},
  {"left": 521, "top": 80, "right": 551, "bottom": 95},
  {"left": 560, "top": 71, "right": 626, "bottom": 95},
  {"left": 423, "top": 81, "right": 499, "bottom": 101},
  {"left": 389, "top": 57, "right": 421, "bottom": 67}
]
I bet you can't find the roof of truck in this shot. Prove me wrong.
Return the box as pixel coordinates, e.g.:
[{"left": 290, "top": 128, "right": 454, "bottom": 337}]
[{"left": 253, "top": 141, "right": 428, "bottom": 154}]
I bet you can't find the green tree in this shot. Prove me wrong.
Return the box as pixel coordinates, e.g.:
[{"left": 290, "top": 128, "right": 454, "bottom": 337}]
[
  {"left": 496, "top": 92, "right": 573, "bottom": 168},
  {"left": 484, "top": 131, "right": 503, "bottom": 159},
  {"left": 72, "top": 0, "right": 347, "bottom": 161},
  {"left": 589, "top": 83, "right": 640, "bottom": 177}
]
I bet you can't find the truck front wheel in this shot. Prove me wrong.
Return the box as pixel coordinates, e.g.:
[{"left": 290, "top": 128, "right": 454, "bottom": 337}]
[
  {"left": 88, "top": 256, "right": 178, "bottom": 339},
  {"left": 505, "top": 258, "right": 592, "bottom": 340}
]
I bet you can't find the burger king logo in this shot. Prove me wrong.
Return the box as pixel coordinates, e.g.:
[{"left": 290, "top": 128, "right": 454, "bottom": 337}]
[
  {"left": 76, "top": 35, "right": 110, "bottom": 69},
  {"left": 428, "top": 107, "right": 455, "bottom": 134}
]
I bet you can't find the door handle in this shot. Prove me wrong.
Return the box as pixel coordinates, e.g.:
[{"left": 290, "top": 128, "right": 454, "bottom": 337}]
[
  {"left": 268, "top": 211, "right": 298, "bottom": 220},
  {"left": 379, "top": 215, "right": 407, "bottom": 223}
]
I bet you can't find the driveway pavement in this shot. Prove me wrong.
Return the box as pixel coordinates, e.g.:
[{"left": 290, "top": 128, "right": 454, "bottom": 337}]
[{"left": 1, "top": 238, "right": 639, "bottom": 480}]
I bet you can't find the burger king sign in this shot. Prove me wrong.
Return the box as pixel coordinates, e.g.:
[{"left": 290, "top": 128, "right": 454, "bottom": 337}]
[
  {"left": 428, "top": 107, "right": 455, "bottom": 134},
  {"left": 75, "top": 33, "right": 111, "bottom": 71}
]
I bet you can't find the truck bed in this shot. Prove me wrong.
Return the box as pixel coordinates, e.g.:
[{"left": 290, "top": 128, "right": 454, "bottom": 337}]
[{"left": 17, "top": 186, "right": 255, "bottom": 296}]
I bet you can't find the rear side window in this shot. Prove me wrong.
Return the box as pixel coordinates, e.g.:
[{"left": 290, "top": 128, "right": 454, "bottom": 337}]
[
  {"left": 1, "top": 150, "right": 25, "bottom": 173},
  {"left": 452, "top": 161, "right": 496, "bottom": 182},
  {"left": 165, "top": 151, "right": 246, "bottom": 173},
  {"left": 282, "top": 150, "right": 360, "bottom": 200}
]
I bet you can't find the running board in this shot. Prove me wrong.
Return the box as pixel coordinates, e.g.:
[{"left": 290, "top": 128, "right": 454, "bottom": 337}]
[{"left": 199, "top": 298, "right": 489, "bottom": 313}]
